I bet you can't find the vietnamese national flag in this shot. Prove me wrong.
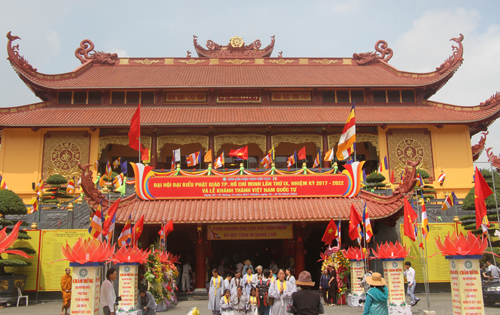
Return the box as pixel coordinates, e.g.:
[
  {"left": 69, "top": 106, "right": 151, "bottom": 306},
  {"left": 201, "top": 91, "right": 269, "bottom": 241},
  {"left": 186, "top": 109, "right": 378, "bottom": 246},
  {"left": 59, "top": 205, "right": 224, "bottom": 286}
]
[
  {"left": 229, "top": 146, "right": 248, "bottom": 160},
  {"left": 128, "top": 104, "right": 141, "bottom": 151},
  {"left": 164, "top": 219, "right": 174, "bottom": 237},
  {"left": 132, "top": 214, "right": 144, "bottom": 244},
  {"left": 474, "top": 167, "right": 493, "bottom": 230},
  {"left": 403, "top": 197, "right": 418, "bottom": 242},
  {"left": 321, "top": 219, "right": 338, "bottom": 245},
  {"left": 298, "top": 146, "right": 306, "bottom": 160},
  {"left": 390, "top": 170, "right": 395, "bottom": 184},
  {"left": 348, "top": 204, "right": 362, "bottom": 241},
  {"left": 141, "top": 147, "right": 150, "bottom": 162}
]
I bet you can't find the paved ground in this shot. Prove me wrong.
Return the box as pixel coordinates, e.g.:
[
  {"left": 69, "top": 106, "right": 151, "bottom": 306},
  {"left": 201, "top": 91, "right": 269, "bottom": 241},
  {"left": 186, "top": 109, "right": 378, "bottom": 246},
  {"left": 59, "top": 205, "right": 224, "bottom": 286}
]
[{"left": 1, "top": 293, "right": 500, "bottom": 315}]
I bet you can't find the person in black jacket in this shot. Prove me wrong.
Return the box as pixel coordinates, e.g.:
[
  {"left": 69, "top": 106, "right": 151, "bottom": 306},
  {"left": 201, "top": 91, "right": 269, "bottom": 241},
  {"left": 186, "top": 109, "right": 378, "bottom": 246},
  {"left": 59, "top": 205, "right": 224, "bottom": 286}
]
[
  {"left": 327, "top": 263, "right": 337, "bottom": 306},
  {"left": 291, "top": 271, "right": 324, "bottom": 315}
]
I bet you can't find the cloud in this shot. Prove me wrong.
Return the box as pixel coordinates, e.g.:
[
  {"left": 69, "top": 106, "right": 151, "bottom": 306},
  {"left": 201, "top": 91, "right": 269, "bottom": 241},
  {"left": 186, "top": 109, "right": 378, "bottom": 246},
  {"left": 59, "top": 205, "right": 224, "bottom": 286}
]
[
  {"left": 109, "top": 49, "right": 128, "bottom": 57},
  {"left": 316, "top": 0, "right": 360, "bottom": 14}
]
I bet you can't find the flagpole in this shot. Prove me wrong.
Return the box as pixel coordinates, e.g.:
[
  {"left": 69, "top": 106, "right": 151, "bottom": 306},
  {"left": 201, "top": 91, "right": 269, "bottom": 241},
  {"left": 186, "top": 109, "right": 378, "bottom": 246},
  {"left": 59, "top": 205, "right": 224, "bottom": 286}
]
[
  {"left": 488, "top": 161, "right": 500, "bottom": 224},
  {"left": 415, "top": 191, "right": 431, "bottom": 311}
]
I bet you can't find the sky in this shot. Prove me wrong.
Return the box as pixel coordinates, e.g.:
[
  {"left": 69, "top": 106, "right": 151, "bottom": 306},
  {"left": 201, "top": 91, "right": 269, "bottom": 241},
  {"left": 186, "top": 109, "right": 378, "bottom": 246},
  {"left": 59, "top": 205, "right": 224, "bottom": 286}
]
[{"left": 0, "top": 0, "right": 499, "bottom": 163}]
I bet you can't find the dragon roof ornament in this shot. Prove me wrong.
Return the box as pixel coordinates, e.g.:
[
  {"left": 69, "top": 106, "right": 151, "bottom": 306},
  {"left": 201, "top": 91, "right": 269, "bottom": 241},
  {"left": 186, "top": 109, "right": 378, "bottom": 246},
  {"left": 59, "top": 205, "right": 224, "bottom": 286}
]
[
  {"left": 486, "top": 148, "right": 500, "bottom": 173},
  {"left": 6, "top": 32, "right": 37, "bottom": 74},
  {"left": 352, "top": 40, "right": 393, "bottom": 65},
  {"left": 193, "top": 35, "right": 275, "bottom": 58},
  {"left": 75, "top": 39, "right": 119, "bottom": 65},
  {"left": 436, "top": 34, "right": 464, "bottom": 74},
  {"left": 472, "top": 131, "right": 488, "bottom": 162}
]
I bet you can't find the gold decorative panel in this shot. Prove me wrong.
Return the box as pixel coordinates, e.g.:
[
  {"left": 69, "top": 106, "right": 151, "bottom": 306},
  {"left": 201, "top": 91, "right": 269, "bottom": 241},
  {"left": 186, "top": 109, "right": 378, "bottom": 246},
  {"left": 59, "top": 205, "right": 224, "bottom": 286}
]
[
  {"left": 387, "top": 129, "right": 435, "bottom": 182},
  {"left": 215, "top": 134, "right": 266, "bottom": 154},
  {"left": 327, "top": 134, "right": 379, "bottom": 154},
  {"left": 272, "top": 134, "right": 322, "bottom": 149},
  {"left": 98, "top": 136, "right": 151, "bottom": 158},
  {"left": 42, "top": 131, "right": 90, "bottom": 179},
  {"left": 157, "top": 135, "right": 209, "bottom": 158}
]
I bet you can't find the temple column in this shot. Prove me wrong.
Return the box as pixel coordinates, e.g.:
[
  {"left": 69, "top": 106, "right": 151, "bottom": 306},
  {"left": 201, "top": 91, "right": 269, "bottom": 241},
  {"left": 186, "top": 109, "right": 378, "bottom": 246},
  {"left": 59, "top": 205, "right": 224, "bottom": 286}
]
[
  {"left": 195, "top": 224, "right": 207, "bottom": 292},
  {"left": 209, "top": 129, "right": 214, "bottom": 164},
  {"left": 151, "top": 131, "right": 157, "bottom": 168},
  {"left": 322, "top": 128, "right": 329, "bottom": 168},
  {"left": 266, "top": 128, "right": 272, "bottom": 152},
  {"left": 294, "top": 223, "right": 305, "bottom": 276}
]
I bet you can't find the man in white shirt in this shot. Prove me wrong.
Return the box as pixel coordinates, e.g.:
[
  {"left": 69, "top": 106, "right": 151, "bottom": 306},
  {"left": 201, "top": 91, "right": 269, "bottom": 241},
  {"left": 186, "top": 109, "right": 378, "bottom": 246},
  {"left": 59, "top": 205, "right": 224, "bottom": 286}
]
[
  {"left": 101, "top": 268, "right": 118, "bottom": 315},
  {"left": 182, "top": 262, "right": 193, "bottom": 292},
  {"left": 486, "top": 260, "right": 500, "bottom": 280},
  {"left": 404, "top": 261, "right": 419, "bottom": 306}
]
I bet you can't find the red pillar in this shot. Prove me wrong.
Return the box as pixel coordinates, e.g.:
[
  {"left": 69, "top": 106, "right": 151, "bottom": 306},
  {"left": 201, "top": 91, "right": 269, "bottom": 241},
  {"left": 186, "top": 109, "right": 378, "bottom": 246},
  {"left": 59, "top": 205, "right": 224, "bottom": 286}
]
[
  {"left": 294, "top": 223, "right": 305, "bottom": 276},
  {"left": 322, "top": 129, "right": 329, "bottom": 168},
  {"left": 195, "top": 224, "right": 206, "bottom": 290}
]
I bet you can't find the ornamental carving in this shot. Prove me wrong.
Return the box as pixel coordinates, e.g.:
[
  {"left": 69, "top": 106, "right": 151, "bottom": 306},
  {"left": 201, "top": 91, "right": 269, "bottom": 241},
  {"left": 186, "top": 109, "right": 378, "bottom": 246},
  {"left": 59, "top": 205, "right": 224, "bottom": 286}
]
[
  {"left": 272, "top": 134, "right": 322, "bottom": 150},
  {"left": 98, "top": 136, "right": 151, "bottom": 158},
  {"left": 43, "top": 132, "right": 90, "bottom": 180},
  {"left": 6, "top": 32, "right": 37, "bottom": 73},
  {"left": 353, "top": 40, "right": 393, "bottom": 65},
  {"left": 328, "top": 134, "right": 379, "bottom": 154},
  {"left": 224, "top": 59, "right": 250, "bottom": 65},
  {"left": 215, "top": 135, "right": 266, "bottom": 155},
  {"left": 472, "top": 131, "right": 488, "bottom": 162},
  {"left": 312, "top": 59, "right": 339, "bottom": 65},
  {"left": 193, "top": 35, "right": 275, "bottom": 58},
  {"left": 75, "top": 39, "right": 119, "bottom": 65},
  {"left": 269, "top": 59, "right": 294, "bottom": 65},
  {"left": 133, "top": 59, "right": 160, "bottom": 65},
  {"left": 387, "top": 129, "right": 435, "bottom": 182},
  {"left": 436, "top": 34, "right": 464, "bottom": 74},
  {"left": 486, "top": 148, "right": 500, "bottom": 172},
  {"left": 178, "top": 59, "right": 205, "bottom": 65},
  {"left": 157, "top": 135, "right": 209, "bottom": 158}
]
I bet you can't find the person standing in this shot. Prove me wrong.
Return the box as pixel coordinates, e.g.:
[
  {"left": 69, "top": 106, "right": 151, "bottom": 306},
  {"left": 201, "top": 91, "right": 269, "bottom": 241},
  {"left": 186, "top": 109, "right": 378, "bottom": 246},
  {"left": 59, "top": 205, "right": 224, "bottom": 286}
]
[
  {"left": 291, "top": 271, "right": 324, "bottom": 315},
  {"left": 269, "top": 260, "right": 278, "bottom": 275},
  {"left": 327, "top": 263, "right": 337, "bottom": 305},
  {"left": 231, "top": 271, "right": 244, "bottom": 296},
  {"left": 137, "top": 288, "right": 157, "bottom": 315},
  {"left": 208, "top": 269, "right": 223, "bottom": 315},
  {"left": 101, "top": 268, "right": 118, "bottom": 315},
  {"left": 404, "top": 261, "right": 419, "bottom": 306},
  {"left": 182, "top": 261, "right": 193, "bottom": 292},
  {"left": 222, "top": 273, "right": 233, "bottom": 296},
  {"left": 285, "top": 268, "right": 296, "bottom": 291},
  {"left": 256, "top": 269, "right": 272, "bottom": 315},
  {"left": 318, "top": 269, "right": 330, "bottom": 306},
  {"left": 218, "top": 260, "right": 227, "bottom": 278},
  {"left": 60, "top": 267, "right": 72, "bottom": 315},
  {"left": 243, "top": 267, "right": 256, "bottom": 296},
  {"left": 362, "top": 272, "right": 388, "bottom": 315},
  {"left": 268, "top": 269, "right": 295, "bottom": 315},
  {"left": 486, "top": 260, "right": 500, "bottom": 281},
  {"left": 236, "top": 261, "right": 244, "bottom": 275},
  {"left": 242, "top": 260, "right": 254, "bottom": 275},
  {"left": 231, "top": 286, "right": 248, "bottom": 315}
]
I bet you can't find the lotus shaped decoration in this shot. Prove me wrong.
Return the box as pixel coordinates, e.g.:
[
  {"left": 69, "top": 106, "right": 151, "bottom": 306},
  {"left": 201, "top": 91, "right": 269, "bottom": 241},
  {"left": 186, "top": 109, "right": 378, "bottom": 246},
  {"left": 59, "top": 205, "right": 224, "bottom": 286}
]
[
  {"left": 341, "top": 247, "right": 368, "bottom": 261},
  {"left": 55, "top": 237, "right": 114, "bottom": 264},
  {"left": 109, "top": 245, "right": 150, "bottom": 264},
  {"left": 371, "top": 241, "right": 410, "bottom": 259},
  {"left": 435, "top": 231, "right": 488, "bottom": 256},
  {"left": 0, "top": 221, "right": 33, "bottom": 259},
  {"left": 156, "top": 250, "right": 180, "bottom": 267}
]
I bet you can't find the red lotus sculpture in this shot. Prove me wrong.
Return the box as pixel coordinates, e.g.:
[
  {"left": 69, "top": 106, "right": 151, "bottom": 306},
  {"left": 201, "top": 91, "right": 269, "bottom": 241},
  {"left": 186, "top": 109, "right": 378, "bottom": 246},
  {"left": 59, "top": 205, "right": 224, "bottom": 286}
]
[
  {"left": 56, "top": 237, "right": 114, "bottom": 264},
  {"left": 0, "top": 221, "right": 33, "bottom": 258},
  {"left": 342, "top": 246, "right": 369, "bottom": 261},
  {"left": 156, "top": 250, "right": 180, "bottom": 267},
  {"left": 435, "top": 231, "right": 488, "bottom": 256},
  {"left": 372, "top": 241, "right": 410, "bottom": 259},
  {"left": 109, "top": 245, "right": 150, "bottom": 264}
]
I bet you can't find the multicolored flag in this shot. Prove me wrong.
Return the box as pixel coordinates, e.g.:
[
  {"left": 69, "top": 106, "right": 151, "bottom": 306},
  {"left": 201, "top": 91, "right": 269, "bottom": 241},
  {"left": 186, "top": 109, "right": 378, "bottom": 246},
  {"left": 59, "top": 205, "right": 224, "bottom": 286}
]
[
  {"left": 113, "top": 174, "right": 124, "bottom": 189},
  {"left": 229, "top": 146, "right": 248, "bottom": 160},
  {"left": 118, "top": 215, "right": 132, "bottom": 247},
  {"left": 35, "top": 177, "right": 44, "bottom": 197},
  {"left": 94, "top": 160, "right": 99, "bottom": 171},
  {"left": 102, "top": 197, "right": 121, "bottom": 241},
  {"left": 362, "top": 203, "right": 373, "bottom": 242},
  {"left": 378, "top": 156, "right": 388, "bottom": 173},
  {"left": 313, "top": 150, "right": 321, "bottom": 168},
  {"left": 336, "top": 219, "right": 341, "bottom": 247},
  {"left": 321, "top": 219, "right": 338, "bottom": 245},
  {"left": 66, "top": 177, "right": 75, "bottom": 194},
  {"left": 113, "top": 157, "right": 121, "bottom": 169},
  {"left": 27, "top": 198, "right": 38, "bottom": 214},
  {"left": 336, "top": 103, "right": 356, "bottom": 160},
  {"left": 88, "top": 200, "right": 103, "bottom": 240},
  {"left": 0, "top": 175, "right": 7, "bottom": 190},
  {"left": 421, "top": 202, "right": 430, "bottom": 241},
  {"left": 186, "top": 151, "right": 201, "bottom": 167},
  {"left": 437, "top": 171, "right": 446, "bottom": 185},
  {"left": 214, "top": 151, "right": 225, "bottom": 169},
  {"left": 260, "top": 149, "right": 273, "bottom": 169},
  {"left": 132, "top": 214, "right": 144, "bottom": 244},
  {"left": 403, "top": 198, "right": 418, "bottom": 242},
  {"left": 106, "top": 160, "right": 112, "bottom": 177},
  {"left": 474, "top": 167, "right": 492, "bottom": 232},
  {"left": 297, "top": 146, "right": 306, "bottom": 160},
  {"left": 324, "top": 148, "right": 334, "bottom": 162},
  {"left": 204, "top": 149, "right": 213, "bottom": 163},
  {"left": 287, "top": 151, "right": 296, "bottom": 168},
  {"left": 440, "top": 192, "right": 458, "bottom": 211}
]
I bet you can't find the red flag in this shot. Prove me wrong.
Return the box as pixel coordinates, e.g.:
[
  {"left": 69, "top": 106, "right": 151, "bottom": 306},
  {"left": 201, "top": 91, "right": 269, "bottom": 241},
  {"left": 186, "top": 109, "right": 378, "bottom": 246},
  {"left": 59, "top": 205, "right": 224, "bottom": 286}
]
[
  {"left": 297, "top": 146, "right": 306, "bottom": 160},
  {"left": 228, "top": 146, "right": 248, "bottom": 160},
  {"left": 348, "top": 204, "right": 362, "bottom": 241},
  {"left": 164, "top": 219, "right": 174, "bottom": 237},
  {"left": 321, "top": 219, "right": 338, "bottom": 245},
  {"left": 141, "top": 147, "right": 150, "bottom": 162},
  {"left": 101, "top": 197, "right": 121, "bottom": 238},
  {"left": 390, "top": 170, "right": 395, "bottom": 184},
  {"left": 132, "top": 214, "right": 144, "bottom": 244},
  {"left": 128, "top": 104, "right": 141, "bottom": 151},
  {"left": 403, "top": 198, "right": 418, "bottom": 242},
  {"left": 474, "top": 167, "right": 493, "bottom": 229}
]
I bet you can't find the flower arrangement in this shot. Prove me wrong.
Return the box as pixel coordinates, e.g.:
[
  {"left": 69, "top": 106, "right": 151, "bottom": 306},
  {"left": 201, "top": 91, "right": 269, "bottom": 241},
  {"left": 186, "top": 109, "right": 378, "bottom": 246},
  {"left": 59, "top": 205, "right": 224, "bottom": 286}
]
[
  {"left": 144, "top": 249, "right": 180, "bottom": 306},
  {"left": 435, "top": 231, "right": 488, "bottom": 256},
  {"left": 333, "top": 251, "right": 350, "bottom": 299}
]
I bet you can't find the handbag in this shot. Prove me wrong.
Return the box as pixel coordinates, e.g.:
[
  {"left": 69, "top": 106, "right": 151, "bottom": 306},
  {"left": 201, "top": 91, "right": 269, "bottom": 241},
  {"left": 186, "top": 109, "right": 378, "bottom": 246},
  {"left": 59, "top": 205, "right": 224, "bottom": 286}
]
[{"left": 286, "top": 298, "right": 296, "bottom": 314}]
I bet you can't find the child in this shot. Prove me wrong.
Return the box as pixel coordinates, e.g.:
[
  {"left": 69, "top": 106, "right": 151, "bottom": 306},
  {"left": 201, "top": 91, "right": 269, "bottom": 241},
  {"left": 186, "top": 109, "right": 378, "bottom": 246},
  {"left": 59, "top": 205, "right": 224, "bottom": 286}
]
[
  {"left": 232, "top": 286, "right": 247, "bottom": 315},
  {"left": 319, "top": 269, "right": 330, "bottom": 305},
  {"left": 220, "top": 289, "right": 234, "bottom": 315},
  {"left": 247, "top": 287, "right": 258, "bottom": 315}
]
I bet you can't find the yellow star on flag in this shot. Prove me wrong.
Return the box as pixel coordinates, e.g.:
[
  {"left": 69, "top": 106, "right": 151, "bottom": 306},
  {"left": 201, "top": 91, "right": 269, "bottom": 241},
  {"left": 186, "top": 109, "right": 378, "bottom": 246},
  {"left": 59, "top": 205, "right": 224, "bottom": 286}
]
[{"left": 328, "top": 228, "right": 333, "bottom": 234}]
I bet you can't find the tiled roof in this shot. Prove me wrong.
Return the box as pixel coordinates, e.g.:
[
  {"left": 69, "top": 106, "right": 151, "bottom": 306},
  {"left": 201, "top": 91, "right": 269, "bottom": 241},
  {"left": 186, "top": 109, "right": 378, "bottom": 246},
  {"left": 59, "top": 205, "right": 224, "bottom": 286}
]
[
  {"left": 0, "top": 101, "right": 498, "bottom": 127},
  {"left": 114, "top": 195, "right": 403, "bottom": 224}
]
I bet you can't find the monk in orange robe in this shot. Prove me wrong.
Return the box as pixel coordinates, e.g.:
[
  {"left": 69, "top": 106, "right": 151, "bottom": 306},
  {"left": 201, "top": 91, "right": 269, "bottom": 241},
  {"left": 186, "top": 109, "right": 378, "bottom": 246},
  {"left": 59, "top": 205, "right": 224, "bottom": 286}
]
[{"left": 61, "top": 268, "right": 72, "bottom": 315}]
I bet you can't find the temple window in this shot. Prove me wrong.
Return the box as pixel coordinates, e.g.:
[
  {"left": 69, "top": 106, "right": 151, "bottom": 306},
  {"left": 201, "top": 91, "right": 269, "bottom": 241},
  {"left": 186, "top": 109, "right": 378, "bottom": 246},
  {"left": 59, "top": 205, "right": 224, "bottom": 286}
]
[
  {"left": 111, "top": 91, "right": 155, "bottom": 104},
  {"left": 58, "top": 91, "right": 102, "bottom": 105},
  {"left": 373, "top": 89, "right": 416, "bottom": 103},
  {"left": 322, "top": 90, "right": 365, "bottom": 104}
]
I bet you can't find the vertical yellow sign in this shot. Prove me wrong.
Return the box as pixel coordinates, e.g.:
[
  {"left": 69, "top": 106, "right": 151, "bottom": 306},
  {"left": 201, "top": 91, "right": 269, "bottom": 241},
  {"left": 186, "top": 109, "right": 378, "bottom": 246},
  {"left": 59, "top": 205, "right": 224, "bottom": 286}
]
[
  {"left": 5, "top": 230, "right": 41, "bottom": 291},
  {"left": 71, "top": 265, "right": 102, "bottom": 315},
  {"left": 119, "top": 264, "right": 139, "bottom": 311},
  {"left": 350, "top": 260, "right": 365, "bottom": 296},
  {"left": 448, "top": 257, "right": 484, "bottom": 315},
  {"left": 383, "top": 260, "right": 405, "bottom": 305}
]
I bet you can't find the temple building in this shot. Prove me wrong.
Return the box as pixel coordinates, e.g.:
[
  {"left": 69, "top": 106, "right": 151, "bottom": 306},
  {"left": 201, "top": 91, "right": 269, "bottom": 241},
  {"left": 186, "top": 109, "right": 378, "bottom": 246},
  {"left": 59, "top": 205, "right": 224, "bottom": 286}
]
[{"left": 1, "top": 32, "right": 499, "bottom": 289}]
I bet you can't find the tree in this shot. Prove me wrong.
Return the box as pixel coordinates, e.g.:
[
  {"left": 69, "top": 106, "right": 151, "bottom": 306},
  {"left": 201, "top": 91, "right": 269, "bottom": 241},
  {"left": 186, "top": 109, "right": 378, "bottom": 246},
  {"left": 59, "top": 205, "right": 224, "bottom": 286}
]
[
  {"left": 0, "top": 190, "right": 36, "bottom": 274},
  {"left": 414, "top": 169, "right": 436, "bottom": 200},
  {"left": 41, "top": 174, "right": 72, "bottom": 203},
  {"left": 363, "top": 172, "right": 387, "bottom": 190}
]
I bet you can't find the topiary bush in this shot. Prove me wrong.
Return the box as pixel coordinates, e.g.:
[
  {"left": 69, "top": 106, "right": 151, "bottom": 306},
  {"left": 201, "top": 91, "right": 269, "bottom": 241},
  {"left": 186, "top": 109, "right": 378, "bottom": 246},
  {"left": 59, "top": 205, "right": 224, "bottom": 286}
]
[{"left": 41, "top": 174, "right": 72, "bottom": 203}]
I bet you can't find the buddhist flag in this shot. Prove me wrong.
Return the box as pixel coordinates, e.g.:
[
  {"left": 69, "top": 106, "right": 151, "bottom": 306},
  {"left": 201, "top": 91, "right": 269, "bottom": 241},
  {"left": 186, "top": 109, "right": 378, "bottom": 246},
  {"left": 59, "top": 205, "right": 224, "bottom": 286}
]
[
  {"left": 287, "top": 151, "right": 296, "bottom": 168},
  {"left": 421, "top": 202, "right": 429, "bottom": 241},
  {"left": 132, "top": 214, "right": 144, "bottom": 244},
  {"left": 261, "top": 150, "right": 273, "bottom": 169},
  {"left": 336, "top": 219, "right": 341, "bottom": 247},
  {"left": 378, "top": 156, "right": 388, "bottom": 173},
  {"left": 229, "top": 146, "right": 248, "bottom": 160},
  {"left": 363, "top": 169, "right": 367, "bottom": 182},
  {"left": 204, "top": 149, "right": 213, "bottom": 163},
  {"left": 118, "top": 215, "right": 132, "bottom": 247},
  {"left": 321, "top": 219, "right": 338, "bottom": 245},
  {"left": 336, "top": 103, "right": 356, "bottom": 160},
  {"left": 297, "top": 146, "right": 306, "bottom": 160},
  {"left": 106, "top": 160, "right": 112, "bottom": 177},
  {"left": 437, "top": 171, "right": 446, "bottom": 185},
  {"left": 173, "top": 148, "right": 181, "bottom": 163},
  {"left": 474, "top": 167, "right": 493, "bottom": 230},
  {"left": 362, "top": 203, "right": 373, "bottom": 242},
  {"left": 348, "top": 204, "right": 362, "bottom": 241},
  {"left": 120, "top": 160, "right": 128, "bottom": 174},
  {"left": 66, "top": 177, "right": 75, "bottom": 194},
  {"left": 403, "top": 198, "right": 418, "bottom": 242},
  {"left": 313, "top": 150, "right": 321, "bottom": 168},
  {"left": 0, "top": 175, "right": 7, "bottom": 190},
  {"left": 324, "top": 148, "right": 334, "bottom": 162},
  {"left": 113, "top": 157, "right": 121, "bottom": 169},
  {"left": 441, "top": 192, "right": 457, "bottom": 211},
  {"left": 36, "top": 177, "right": 44, "bottom": 196},
  {"left": 102, "top": 197, "right": 121, "bottom": 240},
  {"left": 113, "top": 174, "right": 124, "bottom": 188},
  {"left": 27, "top": 198, "right": 38, "bottom": 214},
  {"left": 88, "top": 200, "right": 103, "bottom": 240},
  {"left": 214, "top": 151, "right": 225, "bottom": 169},
  {"left": 94, "top": 160, "right": 99, "bottom": 171},
  {"left": 186, "top": 151, "right": 201, "bottom": 167},
  {"left": 128, "top": 104, "right": 141, "bottom": 151}
]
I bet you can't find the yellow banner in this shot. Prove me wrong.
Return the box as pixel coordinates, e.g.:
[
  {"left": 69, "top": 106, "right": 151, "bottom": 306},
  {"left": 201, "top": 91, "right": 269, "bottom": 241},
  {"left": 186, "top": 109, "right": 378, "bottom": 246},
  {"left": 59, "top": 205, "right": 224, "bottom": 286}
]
[
  {"left": 400, "top": 223, "right": 465, "bottom": 283},
  {"left": 5, "top": 230, "right": 41, "bottom": 291},
  {"left": 71, "top": 265, "right": 102, "bottom": 315},
  {"left": 119, "top": 264, "right": 139, "bottom": 311},
  {"left": 38, "top": 229, "right": 89, "bottom": 291},
  {"left": 449, "top": 257, "right": 484, "bottom": 315},
  {"left": 350, "top": 260, "right": 365, "bottom": 296},
  {"left": 208, "top": 223, "right": 293, "bottom": 240},
  {"left": 383, "top": 260, "right": 405, "bottom": 305}
]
